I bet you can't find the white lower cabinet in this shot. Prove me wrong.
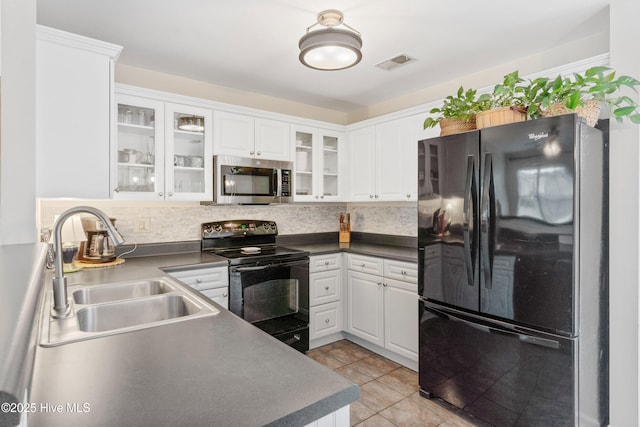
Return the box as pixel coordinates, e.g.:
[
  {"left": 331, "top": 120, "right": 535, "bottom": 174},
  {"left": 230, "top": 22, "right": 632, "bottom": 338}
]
[
  {"left": 165, "top": 265, "right": 229, "bottom": 309},
  {"left": 346, "top": 254, "right": 418, "bottom": 361},
  {"left": 304, "top": 405, "right": 350, "bottom": 427},
  {"left": 309, "top": 254, "right": 343, "bottom": 342},
  {"left": 346, "top": 270, "right": 385, "bottom": 346}
]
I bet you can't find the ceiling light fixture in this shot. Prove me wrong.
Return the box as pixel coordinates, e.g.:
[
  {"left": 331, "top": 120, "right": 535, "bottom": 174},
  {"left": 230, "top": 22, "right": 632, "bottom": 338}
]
[
  {"left": 177, "top": 116, "right": 204, "bottom": 132},
  {"left": 298, "top": 9, "right": 362, "bottom": 71}
]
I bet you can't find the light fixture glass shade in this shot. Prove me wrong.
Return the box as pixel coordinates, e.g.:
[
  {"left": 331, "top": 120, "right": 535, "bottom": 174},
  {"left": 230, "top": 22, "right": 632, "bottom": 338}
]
[
  {"left": 177, "top": 116, "right": 204, "bottom": 132},
  {"left": 299, "top": 28, "right": 362, "bottom": 71}
]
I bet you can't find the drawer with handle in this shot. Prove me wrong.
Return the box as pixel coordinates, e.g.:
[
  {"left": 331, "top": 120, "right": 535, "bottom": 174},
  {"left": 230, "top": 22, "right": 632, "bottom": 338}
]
[
  {"left": 309, "top": 253, "right": 342, "bottom": 273},
  {"left": 384, "top": 259, "right": 418, "bottom": 284}
]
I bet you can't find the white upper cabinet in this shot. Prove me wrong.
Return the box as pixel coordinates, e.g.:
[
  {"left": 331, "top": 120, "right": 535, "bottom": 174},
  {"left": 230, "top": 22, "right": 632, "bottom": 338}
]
[
  {"left": 214, "top": 111, "right": 291, "bottom": 161},
  {"left": 293, "top": 125, "right": 344, "bottom": 202},
  {"left": 348, "top": 127, "right": 377, "bottom": 201},
  {"left": 164, "top": 103, "right": 213, "bottom": 200},
  {"left": 35, "top": 26, "right": 122, "bottom": 198},
  {"left": 113, "top": 93, "right": 213, "bottom": 201},
  {"left": 348, "top": 117, "right": 417, "bottom": 202}
]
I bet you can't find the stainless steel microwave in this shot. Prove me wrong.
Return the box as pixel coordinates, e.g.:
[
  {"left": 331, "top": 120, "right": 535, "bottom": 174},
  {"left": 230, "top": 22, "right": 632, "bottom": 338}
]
[{"left": 212, "top": 155, "right": 293, "bottom": 204}]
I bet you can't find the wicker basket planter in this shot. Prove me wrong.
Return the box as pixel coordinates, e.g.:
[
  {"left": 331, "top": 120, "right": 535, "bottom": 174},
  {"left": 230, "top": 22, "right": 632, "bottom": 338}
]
[
  {"left": 476, "top": 106, "right": 526, "bottom": 129},
  {"left": 439, "top": 116, "right": 476, "bottom": 136},
  {"left": 542, "top": 99, "right": 601, "bottom": 127}
]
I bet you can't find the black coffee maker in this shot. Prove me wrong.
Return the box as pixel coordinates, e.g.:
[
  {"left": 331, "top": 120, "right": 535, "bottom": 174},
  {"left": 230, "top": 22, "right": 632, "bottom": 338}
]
[{"left": 77, "top": 217, "right": 117, "bottom": 263}]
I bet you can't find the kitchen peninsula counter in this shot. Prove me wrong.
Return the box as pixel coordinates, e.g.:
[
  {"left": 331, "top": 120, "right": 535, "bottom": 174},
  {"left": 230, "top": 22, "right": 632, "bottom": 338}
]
[{"left": 24, "top": 252, "right": 358, "bottom": 427}]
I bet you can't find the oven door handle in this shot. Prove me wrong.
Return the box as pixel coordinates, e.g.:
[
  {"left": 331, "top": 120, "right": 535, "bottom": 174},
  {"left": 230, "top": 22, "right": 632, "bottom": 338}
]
[
  {"left": 234, "top": 265, "right": 270, "bottom": 272},
  {"left": 232, "top": 259, "right": 308, "bottom": 272}
]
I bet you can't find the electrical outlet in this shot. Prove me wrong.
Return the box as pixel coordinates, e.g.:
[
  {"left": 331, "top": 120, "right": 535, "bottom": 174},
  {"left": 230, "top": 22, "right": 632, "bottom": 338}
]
[{"left": 134, "top": 218, "right": 151, "bottom": 233}]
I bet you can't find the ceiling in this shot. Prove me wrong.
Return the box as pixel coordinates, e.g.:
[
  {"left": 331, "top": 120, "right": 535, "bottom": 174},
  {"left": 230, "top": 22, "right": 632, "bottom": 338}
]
[{"left": 37, "top": 0, "right": 610, "bottom": 113}]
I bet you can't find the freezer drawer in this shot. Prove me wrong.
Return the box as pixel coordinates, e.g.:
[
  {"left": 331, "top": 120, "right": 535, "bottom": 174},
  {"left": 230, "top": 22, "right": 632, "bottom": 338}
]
[{"left": 419, "top": 301, "right": 578, "bottom": 426}]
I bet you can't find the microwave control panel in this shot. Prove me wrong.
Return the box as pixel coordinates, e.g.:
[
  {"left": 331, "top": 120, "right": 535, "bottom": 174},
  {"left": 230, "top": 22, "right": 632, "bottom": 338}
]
[{"left": 281, "top": 170, "right": 291, "bottom": 197}]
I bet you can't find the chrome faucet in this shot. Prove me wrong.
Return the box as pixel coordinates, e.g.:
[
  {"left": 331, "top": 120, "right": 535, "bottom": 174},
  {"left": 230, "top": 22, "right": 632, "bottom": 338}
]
[{"left": 51, "top": 206, "right": 125, "bottom": 318}]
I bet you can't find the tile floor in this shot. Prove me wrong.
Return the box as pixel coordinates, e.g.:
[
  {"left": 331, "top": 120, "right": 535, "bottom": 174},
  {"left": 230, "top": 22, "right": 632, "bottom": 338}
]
[{"left": 307, "top": 340, "right": 481, "bottom": 427}]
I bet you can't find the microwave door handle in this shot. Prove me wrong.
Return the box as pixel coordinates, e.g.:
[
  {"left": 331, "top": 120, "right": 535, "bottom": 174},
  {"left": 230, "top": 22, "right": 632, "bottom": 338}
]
[{"left": 273, "top": 169, "right": 281, "bottom": 197}]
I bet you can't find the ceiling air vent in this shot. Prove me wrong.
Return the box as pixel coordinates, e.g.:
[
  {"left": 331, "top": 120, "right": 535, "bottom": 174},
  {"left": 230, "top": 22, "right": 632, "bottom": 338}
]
[{"left": 375, "top": 54, "right": 417, "bottom": 71}]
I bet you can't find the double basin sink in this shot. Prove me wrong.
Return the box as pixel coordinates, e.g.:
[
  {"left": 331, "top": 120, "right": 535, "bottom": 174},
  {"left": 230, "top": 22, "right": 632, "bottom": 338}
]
[{"left": 40, "top": 277, "right": 220, "bottom": 346}]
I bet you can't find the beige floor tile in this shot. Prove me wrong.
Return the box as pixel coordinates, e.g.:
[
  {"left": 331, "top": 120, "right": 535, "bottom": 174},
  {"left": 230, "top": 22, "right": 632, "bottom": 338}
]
[
  {"left": 350, "top": 355, "right": 401, "bottom": 379},
  {"left": 309, "top": 352, "right": 347, "bottom": 369},
  {"left": 350, "top": 401, "right": 376, "bottom": 426},
  {"left": 380, "top": 396, "right": 444, "bottom": 427},
  {"left": 329, "top": 343, "right": 374, "bottom": 364},
  {"left": 335, "top": 364, "right": 376, "bottom": 385},
  {"left": 359, "top": 379, "right": 405, "bottom": 412},
  {"left": 377, "top": 367, "right": 419, "bottom": 397},
  {"left": 307, "top": 341, "right": 473, "bottom": 426},
  {"left": 407, "top": 393, "right": 479, "bottom": 427},
  {"left": 354, "top": 414, "right": 397, "bottom": 427}
]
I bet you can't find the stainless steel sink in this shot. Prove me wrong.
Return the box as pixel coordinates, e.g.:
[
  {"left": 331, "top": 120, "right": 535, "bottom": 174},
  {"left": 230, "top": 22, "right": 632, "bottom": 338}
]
[
  {"left": 73, "top": 280, "right": 173, "bottom": 304},
  {"left": 40, "top": 277, "right": 219, "bottom": 347},
  {"left": 77, "top": 294, "right": 200, "bottom": 332}
]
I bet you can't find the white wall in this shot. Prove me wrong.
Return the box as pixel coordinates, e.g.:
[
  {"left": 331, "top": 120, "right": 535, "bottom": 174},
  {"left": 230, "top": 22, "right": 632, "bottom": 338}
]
[
  {"left": 0, "top": 0, "right": 36, "bottom": 244},
  {"left": 608, "top": 1, "right": 640, "bottom": 426}
]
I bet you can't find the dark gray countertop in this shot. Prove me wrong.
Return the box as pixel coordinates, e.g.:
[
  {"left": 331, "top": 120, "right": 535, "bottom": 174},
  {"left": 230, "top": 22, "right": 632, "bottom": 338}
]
[
  {"left": 26, "top": 252, "right": 358, "bottom": 427},
  {"left": 283, "top": 241, "right": 418, "bottom": 263},
  {"left": 0, "top": 244, "right": 48, "bottom": 427}
]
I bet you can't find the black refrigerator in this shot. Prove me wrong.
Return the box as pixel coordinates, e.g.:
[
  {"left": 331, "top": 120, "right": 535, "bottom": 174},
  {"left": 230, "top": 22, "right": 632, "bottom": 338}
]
[{"left": 417, "top": 114, "right": 608, "bottom": 426}]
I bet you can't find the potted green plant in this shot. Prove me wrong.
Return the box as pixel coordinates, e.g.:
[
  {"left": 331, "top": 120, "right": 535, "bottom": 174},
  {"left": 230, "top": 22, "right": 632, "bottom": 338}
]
[
  {"left": 537, "top": 66, "right": 640, "bottom": 126},
  {"left": 475, "top": 70, "right": 528, "bottom": 129},
  {"left": 423, "top": 86, "right": 489, "bottom": 136}
]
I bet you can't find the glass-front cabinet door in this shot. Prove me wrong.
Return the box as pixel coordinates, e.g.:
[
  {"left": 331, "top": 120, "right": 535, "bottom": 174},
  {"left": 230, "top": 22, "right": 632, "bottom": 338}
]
[
  {"left": 114, "top": 95, "right": 165, "bottom": 199},
  {"left": 164, "top": 103, "right": 213, "bottom": 200},
  {"left": 114, "top": 94, "right": 212, "bottom": 200},
  {"left": 293, "top": 126, "right": 342, "bottom": 202}
]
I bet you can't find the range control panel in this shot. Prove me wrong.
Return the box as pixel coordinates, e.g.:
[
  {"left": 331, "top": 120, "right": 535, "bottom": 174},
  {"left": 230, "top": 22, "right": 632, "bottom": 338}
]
[{"left": 202, "top": 220, "right": 278, "bottom": 239}]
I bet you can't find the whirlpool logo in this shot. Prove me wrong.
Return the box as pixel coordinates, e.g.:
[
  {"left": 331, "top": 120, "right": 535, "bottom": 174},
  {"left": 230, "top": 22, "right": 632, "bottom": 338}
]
[{"left": 528, "top": 132, "right": 549, "bottom": 141}]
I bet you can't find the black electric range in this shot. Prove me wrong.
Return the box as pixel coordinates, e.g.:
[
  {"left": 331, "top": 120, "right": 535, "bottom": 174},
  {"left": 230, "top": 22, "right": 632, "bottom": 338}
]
[{"left": 201, "top": 220, "right": 310, "bottom": 352}]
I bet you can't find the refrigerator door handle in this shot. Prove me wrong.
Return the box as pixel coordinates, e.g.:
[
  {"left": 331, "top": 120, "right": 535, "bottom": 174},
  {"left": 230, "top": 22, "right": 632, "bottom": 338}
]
[
  {"left": 481, "top": 152, "right": 493, "bottom": 289},
  {"left": 424, "top": 302, "right": 562, "bottom": 349},
  {"left": 463, "top": 155, "right": 475, "bottom": 287}
]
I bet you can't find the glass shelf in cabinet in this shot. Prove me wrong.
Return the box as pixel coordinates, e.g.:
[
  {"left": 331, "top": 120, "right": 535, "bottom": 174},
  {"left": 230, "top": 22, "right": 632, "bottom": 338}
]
[
  {"left": 118, "top": 162, "right": 154, "bottom": 168},
  {"left": 174, "top": 129, "right": 204, "bottom": 137},
  {"left": 118, "top": 122, "right": 155, "bottom": 132},
  {"left": 174, "top": 166, "right": 205, "bottom": 172}
]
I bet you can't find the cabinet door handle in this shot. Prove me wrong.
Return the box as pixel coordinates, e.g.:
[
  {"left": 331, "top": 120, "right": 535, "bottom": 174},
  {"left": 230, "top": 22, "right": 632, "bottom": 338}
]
[
  {"left": 222, "top": 292, "right": 228, "bottom": 297},
  {"left": 250, "top": 150, "right": 255, "bottom": 155},
  {"left": 406, "top": 193, "right": 411, "bottom": 198},
  {"left": 375, "top": 194, "right": 379, "bottom": 199},
  {"left": 360, "top": 263, "right": 366, "bottom": 267},
  {"left": 168, "top": 192, "right": 173, "bottom": 197},
  {"left": 324, "top": 285, "right": 330, "bottom": 291},
  {"left": 158, "top": 192, "right": 164, "bottom": 197},
  {"left": 377, "top": 281, "right": 383, "bottom": 286},
  {"left": 256, "top": 151, "right": 261, "bottom": 156},
  {"left": 196, "top": 278, "right": 202, "bottom": 283},
  {"left": 369, "top": 194, "right": 374, "bottom": 199},
  {"left": 325, "top": 318, "right": 330, "bottom": 323},
  {"left": 383, "top": 282, "right": 388, "bottom": 287},
  {"left": 114, "top": 187, "right": 120, "bottom": 193},
  {"left": 324, "top": 261, "right": 330, "bottom": 266},
  {"left": 401, "top": 270, "right": 407, "bottom": 275}
]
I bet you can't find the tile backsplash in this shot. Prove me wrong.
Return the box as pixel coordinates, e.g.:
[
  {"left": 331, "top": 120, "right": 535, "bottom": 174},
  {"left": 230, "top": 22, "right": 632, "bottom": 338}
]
[{"left": 38, "top": 200, "right": 417, "bottom": 244}]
